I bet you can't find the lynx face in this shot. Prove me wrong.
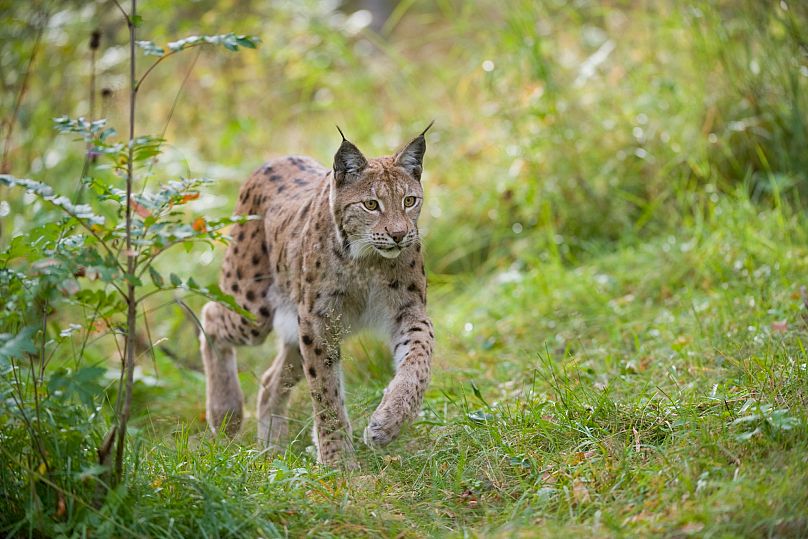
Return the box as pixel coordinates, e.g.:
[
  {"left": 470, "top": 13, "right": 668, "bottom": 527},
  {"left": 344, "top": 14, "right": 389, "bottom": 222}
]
[
  {"left": 333, "top": 160, "right": 424, "bottom": 259},
  {"left": 330, "top": 132, "right": 428, "bottom": 259}
]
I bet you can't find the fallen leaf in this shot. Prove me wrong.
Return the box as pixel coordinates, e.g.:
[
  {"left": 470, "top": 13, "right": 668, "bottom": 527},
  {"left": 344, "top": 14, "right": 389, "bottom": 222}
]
[
  {"left": 771, "top": 320, "right": 788, "bottom": 333},
  {"left": 680, "top": 522, "right": 704, "bottom": 535},
  {"left": 571, "top": 449, "right": 597, "bottom": 464},
  {"left": 572, "top": 479, "right": 590, "bottom": 504}
]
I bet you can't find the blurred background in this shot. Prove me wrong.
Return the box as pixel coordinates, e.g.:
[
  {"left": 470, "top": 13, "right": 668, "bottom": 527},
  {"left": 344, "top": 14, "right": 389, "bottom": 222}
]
[{"left": 4, "top": 0, "right": 806, "bottom": 263}]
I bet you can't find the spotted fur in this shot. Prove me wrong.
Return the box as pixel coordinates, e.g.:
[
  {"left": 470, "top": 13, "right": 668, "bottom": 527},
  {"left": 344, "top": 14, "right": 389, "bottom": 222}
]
[{"left": 199, "top": 127, "right": 434, "bottom": 468}]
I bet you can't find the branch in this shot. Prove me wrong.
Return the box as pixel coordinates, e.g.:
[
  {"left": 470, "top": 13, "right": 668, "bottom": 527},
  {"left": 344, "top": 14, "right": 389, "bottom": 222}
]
[
  {"left": 110, "top": 0, "right": 129, "bottom": 23},
  {"left": 134, "top": 50, "right": 182, "bottom": 94}
]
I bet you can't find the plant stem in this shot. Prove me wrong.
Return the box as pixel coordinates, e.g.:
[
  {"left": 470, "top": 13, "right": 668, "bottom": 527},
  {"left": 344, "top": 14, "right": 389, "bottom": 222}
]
[{"left": 115, "top": 0, "right": 138, "bottom": 485}]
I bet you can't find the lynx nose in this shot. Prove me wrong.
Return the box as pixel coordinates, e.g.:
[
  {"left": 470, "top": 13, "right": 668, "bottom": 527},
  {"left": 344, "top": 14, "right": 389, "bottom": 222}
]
[{"left": 386, "top": 228, "right": 407, "bottom": 244}]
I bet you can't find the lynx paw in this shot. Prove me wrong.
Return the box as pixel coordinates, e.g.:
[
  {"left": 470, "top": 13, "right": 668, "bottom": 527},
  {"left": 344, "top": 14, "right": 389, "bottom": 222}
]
[
  {"left": 208, "top": 404, "right": 243, "bottom": 437},
  {"left": 363, "top": 413, "right": 400, "bottom": 448},
  {"left": 316, "top": 433, "right": 358, "bottom": 470}
]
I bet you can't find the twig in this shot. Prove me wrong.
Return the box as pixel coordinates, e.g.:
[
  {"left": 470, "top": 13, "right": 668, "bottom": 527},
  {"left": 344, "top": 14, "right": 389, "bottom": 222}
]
[
  {"left": 138, "top": 46, "right": 202, "bottom": 195},
  {"left": 141, "top": 304, "right": 158, "bottom": 378},
  {"left": 162, "top": 47, "right": 201, "bottom": 140},
  {"left": 110, "top": 0, "right": 129, "bottom": 23}
]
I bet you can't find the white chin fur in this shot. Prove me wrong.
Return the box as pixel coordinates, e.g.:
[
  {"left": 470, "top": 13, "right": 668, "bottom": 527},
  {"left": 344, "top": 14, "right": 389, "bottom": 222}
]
[{"left": 376, "top": 247, "right": 401, "bottom": 259}]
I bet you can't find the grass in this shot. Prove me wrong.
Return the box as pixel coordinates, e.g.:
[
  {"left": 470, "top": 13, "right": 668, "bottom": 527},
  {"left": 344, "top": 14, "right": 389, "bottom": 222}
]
[
  {"left": 2, "top": 0, "right": 808, "bottom": 537},
  {"left": 32, "top": 191, "right": 799, "bottom": 538}
]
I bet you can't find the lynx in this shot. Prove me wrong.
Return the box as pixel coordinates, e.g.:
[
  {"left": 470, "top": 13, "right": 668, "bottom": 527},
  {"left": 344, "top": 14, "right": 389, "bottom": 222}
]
[{"left": 199, "top": 125, "right": 434, "bottom": 467}]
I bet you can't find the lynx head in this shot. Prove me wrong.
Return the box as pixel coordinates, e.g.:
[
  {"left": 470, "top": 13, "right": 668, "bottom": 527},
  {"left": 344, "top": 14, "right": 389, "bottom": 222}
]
[{"left": 330, "top": 123, "right": 432, "bottom": 259}]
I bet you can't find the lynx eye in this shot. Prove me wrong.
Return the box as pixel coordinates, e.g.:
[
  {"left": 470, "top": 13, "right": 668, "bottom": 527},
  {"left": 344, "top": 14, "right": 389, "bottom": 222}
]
[
  {"left": 363, "top": 199, "right": 379, "bottom": 211},
  {"left": 403, "top": 196, "right": 416, "bottom": 208}
]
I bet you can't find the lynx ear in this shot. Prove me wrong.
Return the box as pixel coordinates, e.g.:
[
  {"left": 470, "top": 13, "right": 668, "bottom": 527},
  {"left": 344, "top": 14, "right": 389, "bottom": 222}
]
[
  {"left": 333, "top": 126, "right": 367, "bottom": 186},
  {"left": 394, "top": 121, "right": 433, "bottom": 181}
]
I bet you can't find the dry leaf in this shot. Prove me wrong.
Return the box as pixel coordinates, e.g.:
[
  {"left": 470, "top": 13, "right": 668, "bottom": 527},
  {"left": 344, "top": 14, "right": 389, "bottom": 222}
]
[
  {"left": 130, "top": 199, "right": 151, "bottom": 218},
  {"left": 680, "top": 522, "right": 704, "bottom": 535},
  {"left": 572, "top": 479, "right": 590, "bottom": 504},
  {"left": 572, "top": 449, "right": 597, "bottom": 464},
  {"left": 771, "top": 320, "right": 787, "bottom": 333},
  {"left": 192, "top": 217, "right": 207, "bottom": 233}
]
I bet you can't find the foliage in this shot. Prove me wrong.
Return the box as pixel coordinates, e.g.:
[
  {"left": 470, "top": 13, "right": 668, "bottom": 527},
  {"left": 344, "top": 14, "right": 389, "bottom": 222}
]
[{"left": 0, "top": 1, "right": 260, "bottom": 531}]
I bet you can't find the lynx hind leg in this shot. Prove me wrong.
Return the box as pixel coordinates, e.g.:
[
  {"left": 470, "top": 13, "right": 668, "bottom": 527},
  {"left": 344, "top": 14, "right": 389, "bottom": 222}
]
[
  {"left": 200, "top": 300, "right": 271, "bottom": 437},
  {"left": 257, "top": 341, "right": 304, "bottom": 449}
]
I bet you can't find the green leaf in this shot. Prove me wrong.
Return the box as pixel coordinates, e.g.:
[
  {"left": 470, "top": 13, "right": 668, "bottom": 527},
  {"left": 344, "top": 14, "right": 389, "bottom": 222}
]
[
  {"left": 125, "top": 273, "right": 143, "bottom": 287},
  {"left": 136, "top": 40, "right": 164, "bottom": 56},
  {"left": 470, "top": 381, "right": 491, "bottom": 408},
  {"left": 52, "top": 116, "right": 108, "bottom": 138},
  {"left": 0, "top": 327, "right": 37, "bottom": 366},
  {"left": 169, "top": 273, "right": 182, "bottom": 287},
  {"left": 48, "top": 366, "right": 106, "bottom": 409},
  {"left": 198, "top": 283, "right": 254, "bottom": 320},
  {"left": 235, "top": 36, "right": 258, "bottom": 49},
  {"left": 468, "top": 410, "right": 495, "bottom": 423},
  {"left": 149, "top": 266, "right": 165, "bottom": 288},
  {"left": 166, "top": 33, "right": 261, "bottom": 54},
  {"left": 0, "top": 175, "right": 106, "bottom": 226}
]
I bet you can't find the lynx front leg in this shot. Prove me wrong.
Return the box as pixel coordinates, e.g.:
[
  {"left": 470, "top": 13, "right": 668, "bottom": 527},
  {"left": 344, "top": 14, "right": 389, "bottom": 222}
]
[
  {"left": 364, "top": 307, "right": 433, "bottom": 447},
  {"left": 298, "top": 316, "right": 357, "bottom": 469}
]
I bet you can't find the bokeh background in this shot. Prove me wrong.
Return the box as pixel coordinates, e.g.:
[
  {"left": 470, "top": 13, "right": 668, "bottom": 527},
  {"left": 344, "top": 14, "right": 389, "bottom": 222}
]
[
  {"left": 2, "top": 1, "right": 808, "bottom": 536},
  {"left": 5, "top": 0, "right": 805, "bottom": 266}
]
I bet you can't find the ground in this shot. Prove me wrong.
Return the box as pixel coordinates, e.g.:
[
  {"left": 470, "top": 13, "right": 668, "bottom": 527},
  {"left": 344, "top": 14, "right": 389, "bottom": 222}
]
[{"left": 122, "top": 194, "right": 807, "bottom": 538}]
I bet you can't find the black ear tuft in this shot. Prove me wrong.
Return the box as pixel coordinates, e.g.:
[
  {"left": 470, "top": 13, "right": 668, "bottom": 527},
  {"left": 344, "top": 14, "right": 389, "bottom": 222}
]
[
  {"left": 333, "top": 127, "right": 367, "bottom": 186},
  {"left": 394, "top": 122, "right": 433, "bottom": 181}
]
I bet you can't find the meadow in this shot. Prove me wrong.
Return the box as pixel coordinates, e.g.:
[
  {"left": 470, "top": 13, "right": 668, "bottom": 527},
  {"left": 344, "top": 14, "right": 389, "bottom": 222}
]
[{"left": 1, "top": 1, "right": 807, "bottom": 536}]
